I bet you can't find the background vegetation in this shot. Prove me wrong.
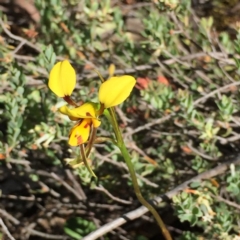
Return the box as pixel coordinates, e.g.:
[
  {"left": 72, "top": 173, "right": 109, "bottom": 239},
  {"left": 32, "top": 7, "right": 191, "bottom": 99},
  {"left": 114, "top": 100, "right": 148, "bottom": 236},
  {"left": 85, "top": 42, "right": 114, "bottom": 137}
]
[{"left": 1, "top": 0, "right": 240, "bottom": 239}]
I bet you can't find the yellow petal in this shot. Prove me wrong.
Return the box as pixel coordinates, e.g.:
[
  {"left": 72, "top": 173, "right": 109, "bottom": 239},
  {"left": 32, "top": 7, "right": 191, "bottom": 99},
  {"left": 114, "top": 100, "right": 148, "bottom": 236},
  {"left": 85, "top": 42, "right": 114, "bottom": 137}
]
[
  {"left": 48, "top": 60, "right": 76, "bottom": 97},
  {"left": 92, "top": 118, "right": 101, "bottom": 128},
  {"left": 59, "top": 103, "right": 97, "bottom": 119},
  {"left": 68, "top": 119, "right": 92, "bottom": 146},
  {"left": 98, "top": 75, "right": 136, "bottom": 108}
]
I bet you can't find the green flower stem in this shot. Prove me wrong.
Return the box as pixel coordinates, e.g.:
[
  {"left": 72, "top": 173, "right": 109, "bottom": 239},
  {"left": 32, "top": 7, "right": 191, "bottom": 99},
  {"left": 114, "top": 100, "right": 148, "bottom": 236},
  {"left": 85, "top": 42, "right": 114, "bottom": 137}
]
[
  {"left": 109, "top": 107, "right": 172, "bottom": 240},
  {"left": 108, "top": 108, "right": 122, "bottom": 143}
]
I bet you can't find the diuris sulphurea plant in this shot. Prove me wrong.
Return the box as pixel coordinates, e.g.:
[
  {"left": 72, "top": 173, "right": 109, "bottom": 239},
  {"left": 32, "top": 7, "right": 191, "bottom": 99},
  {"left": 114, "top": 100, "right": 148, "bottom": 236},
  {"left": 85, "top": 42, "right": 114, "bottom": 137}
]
[{"left": 48, "top": 60, "right": 172, "bottom": 240}]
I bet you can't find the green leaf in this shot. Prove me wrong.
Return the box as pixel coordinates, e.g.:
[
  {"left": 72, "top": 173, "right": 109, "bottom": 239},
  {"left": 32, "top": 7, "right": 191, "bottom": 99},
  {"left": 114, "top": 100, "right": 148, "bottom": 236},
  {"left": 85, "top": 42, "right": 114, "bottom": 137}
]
[{"left": 190, "top": 181, "right": 201, "bottom": 188}]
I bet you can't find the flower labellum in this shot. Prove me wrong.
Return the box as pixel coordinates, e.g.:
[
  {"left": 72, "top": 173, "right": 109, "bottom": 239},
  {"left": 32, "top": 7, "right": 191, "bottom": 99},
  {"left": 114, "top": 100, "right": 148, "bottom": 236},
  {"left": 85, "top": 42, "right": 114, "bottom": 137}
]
[
  {"left": 59, "top": 103, "right": 101, "bottom": 146},
  {"left": 48, "top": 60, "right": 76, "bottom": 97},
  {"left": 68, "top": 119, "right": 92, "bottom": 146}
]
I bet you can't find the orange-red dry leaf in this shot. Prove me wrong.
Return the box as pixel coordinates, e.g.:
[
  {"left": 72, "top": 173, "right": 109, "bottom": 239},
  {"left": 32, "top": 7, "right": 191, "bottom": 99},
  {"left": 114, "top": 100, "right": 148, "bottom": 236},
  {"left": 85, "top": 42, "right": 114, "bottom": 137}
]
[
  {"left": 210, "top": 178, "right": 220, "bottom": 188},
  {"left": 136, "top": 77, "right": 150, "bottom": 90},
  {"left": 60, "top": 22, "right": 70, "bottom": 33},
  {"left": 185, "top": 188, "right": 198, "bottom": 194},
  {"left": 157, "top": 76, "right": 169, "bottom": 86},
  {"left": 23, "top": 28, "right": 38, "bottom": 38},
  {"left": 181, "top": 145, "right": 192, "bottom": 154},
  {"left": 144, "top": 156, "right": 158, "bottom": 166}
]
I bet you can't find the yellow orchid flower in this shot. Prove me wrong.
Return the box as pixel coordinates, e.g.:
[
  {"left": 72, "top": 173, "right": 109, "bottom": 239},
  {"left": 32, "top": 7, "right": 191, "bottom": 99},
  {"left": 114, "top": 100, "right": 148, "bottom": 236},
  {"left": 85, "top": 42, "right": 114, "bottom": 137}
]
[
  {"left": 49, "top": 60, "right": 136, "bottom": 146},
  {"left": 48, "top": 60, "right": 76, "bottom": 97},
  {"left": 59, "top": 103, "right": 101, "bottom": 146},
  {"left": 47, "top": 62, "right": 169, "bottom": 233}
]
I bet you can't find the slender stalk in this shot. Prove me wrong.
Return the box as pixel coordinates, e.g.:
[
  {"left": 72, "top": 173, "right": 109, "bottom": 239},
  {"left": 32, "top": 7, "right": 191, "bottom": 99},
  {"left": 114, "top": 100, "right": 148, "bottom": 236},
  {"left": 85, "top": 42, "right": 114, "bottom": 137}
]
[
  {"left": 63, "top": 96, "right": 78, "bottom": 107},
  {"left": 80, "top": 144, "right": 97, "bottom": 178},
  {"left": 86, "top": 127, "right": 97, "bottom": 157},
  {"left": 119, "top": 144, "right": 172, "bottom": 240},
  {"left": 109, "top": 107, "right": 172, "bottom": 240}
]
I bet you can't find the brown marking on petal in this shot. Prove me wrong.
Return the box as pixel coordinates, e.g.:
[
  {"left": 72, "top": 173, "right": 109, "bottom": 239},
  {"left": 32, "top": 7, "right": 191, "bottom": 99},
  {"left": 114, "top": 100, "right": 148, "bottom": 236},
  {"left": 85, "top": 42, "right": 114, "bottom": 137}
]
[
  {"left": 76, "top": 135, "right": 83, "bottom": 145},
  {"left": 83, "top": 123, "right": 90, "bottom": 129},
  {"left": 86, "top": 112, "right": 92, "bottom": 117}
]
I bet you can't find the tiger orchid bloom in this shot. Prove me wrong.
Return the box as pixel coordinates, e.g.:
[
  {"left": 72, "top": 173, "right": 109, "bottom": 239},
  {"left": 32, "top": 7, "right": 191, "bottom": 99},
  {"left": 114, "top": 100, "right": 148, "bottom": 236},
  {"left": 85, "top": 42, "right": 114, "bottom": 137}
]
[{"left": 48, "top": 60, "right": 136, "bottom": 147}]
